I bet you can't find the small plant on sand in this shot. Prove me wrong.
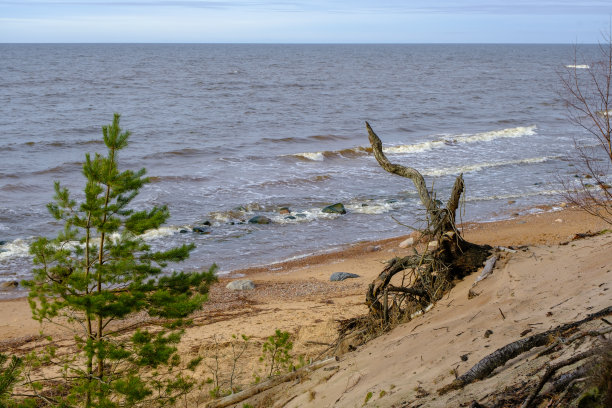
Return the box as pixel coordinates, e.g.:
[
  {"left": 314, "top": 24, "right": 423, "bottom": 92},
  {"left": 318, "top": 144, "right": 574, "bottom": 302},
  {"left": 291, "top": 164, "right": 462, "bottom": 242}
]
[
  {"left": 363, "top": 391, "right": 373, "bottom": 404},
  {"left": 259, "top": 329, "right": 293, "bottom": 377},
  {"left": 204, "top": 333, "right": 250, "bottom": 398},
  {"left": 23, "top": 114, "right": 217, "bottom": 407},
  {"left": 0, "top": 353, "right": 34, "bottom": 407}
]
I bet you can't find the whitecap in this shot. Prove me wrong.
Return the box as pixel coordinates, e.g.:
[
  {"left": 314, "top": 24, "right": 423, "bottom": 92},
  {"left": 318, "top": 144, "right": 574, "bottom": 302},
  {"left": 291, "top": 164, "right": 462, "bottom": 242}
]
[
  {"left": 423, "top": 155, "right": 555, "bottom": 177},
  {"left": 384, "top": 126, "right": 537, "bottom": 156},
  {"left": 0, "top": 239, "right": 31, "bottom": 261},
  {"left": 293, "top": 152, "right": 326, "bottom": 161},
  {"left": 565, "top": 64, "right": 590, "bottom": 69}
]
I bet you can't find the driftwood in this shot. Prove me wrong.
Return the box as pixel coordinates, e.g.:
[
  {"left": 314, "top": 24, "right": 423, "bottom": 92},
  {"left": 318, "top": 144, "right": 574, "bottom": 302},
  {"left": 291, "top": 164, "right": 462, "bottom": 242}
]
[
  {"left": 473, "top": 255, "right": 497, "bottom": 285},
  {"left": 438, "top": 305, "right": 612, "bottom": 394},
  {"left": 364, "top": 123, "right": 491, "bottom": 321},
  {"left": 205, "top": 356, "right": 338, "bottom": 408},
  {"left": 366, "top": 121, "right": 462, "bottom": 238}
]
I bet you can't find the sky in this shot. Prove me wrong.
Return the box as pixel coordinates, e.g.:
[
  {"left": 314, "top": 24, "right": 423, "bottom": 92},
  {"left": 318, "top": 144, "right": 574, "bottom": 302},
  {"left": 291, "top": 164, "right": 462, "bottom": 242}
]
[{"left": 1, "top": 1, "right": 612, "bottom": 43}]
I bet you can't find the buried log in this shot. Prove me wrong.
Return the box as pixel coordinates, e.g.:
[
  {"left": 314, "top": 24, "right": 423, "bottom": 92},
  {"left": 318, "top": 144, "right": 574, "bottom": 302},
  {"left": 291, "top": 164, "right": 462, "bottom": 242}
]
[
  {"left": 365, "top": 123, "right": 491, "bottom": 319},
  {"left": 437, "top": 305, "right": 612, "bottom": 395},
  {"left": 205, "top": 356, "right": 338, "bottom": 408}
]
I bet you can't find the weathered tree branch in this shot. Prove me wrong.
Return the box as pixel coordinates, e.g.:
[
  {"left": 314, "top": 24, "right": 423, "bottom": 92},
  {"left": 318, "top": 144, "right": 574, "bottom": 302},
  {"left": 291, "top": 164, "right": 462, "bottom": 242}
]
[
  {"left": 366, "top": 122, "right": 463, "bottom": 237},
  {"left": 438, "top": 306, "right": 612, "bottom": 395}
]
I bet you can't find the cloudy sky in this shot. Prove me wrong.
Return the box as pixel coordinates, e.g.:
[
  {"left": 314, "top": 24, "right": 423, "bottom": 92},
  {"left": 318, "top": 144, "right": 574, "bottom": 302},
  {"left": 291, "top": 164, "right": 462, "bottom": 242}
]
[{"left": 1, "top": 0, "right": 611, "bottom": 43}]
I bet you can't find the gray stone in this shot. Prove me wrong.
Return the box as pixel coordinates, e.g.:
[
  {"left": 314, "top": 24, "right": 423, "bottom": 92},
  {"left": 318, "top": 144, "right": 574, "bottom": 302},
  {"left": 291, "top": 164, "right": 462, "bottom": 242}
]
[
  {"left": 248, "top": 215, "right": 271, "bottom": 224},
  {"left": 193, "top": 226, "right": 212, "bottom": 234},
  {"left": 226, "top": 279, "right": 255, "bottom": 291},
  {"left": 399, "top": 237, "right": 414, "bottom": 248},
  {"left": 330, "top": 272, "right": 360, "bottom": 282},
  {"left": 322, "top": 203, "right": 346, "bottom": 214}
]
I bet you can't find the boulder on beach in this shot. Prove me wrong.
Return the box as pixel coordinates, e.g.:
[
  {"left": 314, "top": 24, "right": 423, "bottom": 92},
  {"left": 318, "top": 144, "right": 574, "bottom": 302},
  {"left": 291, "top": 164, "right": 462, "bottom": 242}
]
[
  {"left": 248, "top": 215, "right": 272, "bottom": 224},
  {"left": 399, "top": 237, "right": 414, "bottom": 248},
  {"left": 322, "top": 203, "right": 346, "bottom": 214},
  {"left": 330, "top": 272, "right": 360, "bottom": 282},
  {"left": 226, "top": 279, "right": 255, "bottom": 291}
]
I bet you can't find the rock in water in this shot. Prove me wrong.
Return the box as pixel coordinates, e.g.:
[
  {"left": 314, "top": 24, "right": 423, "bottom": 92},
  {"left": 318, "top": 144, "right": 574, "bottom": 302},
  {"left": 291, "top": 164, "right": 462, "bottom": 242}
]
[
  {"left": 330, "top": 272, "right": 360, "bottom": 282},
  {"left": 279, "top": 207, "right": 291, "bottom": 215},
  {"left": 226, "top": 280, "right": 255, "bottom": 291},
  {"left": 248, "top": 215, "right": 272, "bottom": 224},
  {"left": 0, "top": 280, "right": 18, "bottom": 289},
  {"left": 192, "top": 226, "right": 212, "bottom": 234},
  {"left": 322, "top": 203, "right": 346, "bottom": 214}
]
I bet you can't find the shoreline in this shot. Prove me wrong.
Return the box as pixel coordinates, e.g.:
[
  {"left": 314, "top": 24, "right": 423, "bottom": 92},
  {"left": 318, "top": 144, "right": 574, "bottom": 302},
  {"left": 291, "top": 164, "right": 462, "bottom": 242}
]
[
  {"left": 1, "top": 204, "right": 610, "bottom": 406},
  {"left": 1, "top": 203, "right": 607, "bottom": 303}
]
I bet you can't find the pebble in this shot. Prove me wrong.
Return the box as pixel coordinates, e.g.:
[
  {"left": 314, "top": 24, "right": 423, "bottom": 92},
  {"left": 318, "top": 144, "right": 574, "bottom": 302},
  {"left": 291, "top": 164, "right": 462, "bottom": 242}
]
[{"left": 226, "top": 280, "right": 255, "bottom": 291}]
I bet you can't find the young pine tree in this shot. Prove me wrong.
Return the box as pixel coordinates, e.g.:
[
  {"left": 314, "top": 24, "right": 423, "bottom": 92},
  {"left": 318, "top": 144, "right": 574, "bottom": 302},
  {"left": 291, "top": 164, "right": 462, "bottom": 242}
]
[{"left": 24, "top": 114, "right": 217, "bottom": 407}]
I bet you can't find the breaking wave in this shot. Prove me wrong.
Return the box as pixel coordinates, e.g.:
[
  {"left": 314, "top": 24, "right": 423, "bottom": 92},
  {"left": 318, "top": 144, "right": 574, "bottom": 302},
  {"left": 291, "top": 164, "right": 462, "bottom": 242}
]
[
  {"left": 423, "top": 155, "right": 556, "bottom": 177},
  {"left": 565, "top": 64, "right": 590, "bottom": 69},
  {"left": 291, "top": 126, "right": 537, "bottom": 161}
]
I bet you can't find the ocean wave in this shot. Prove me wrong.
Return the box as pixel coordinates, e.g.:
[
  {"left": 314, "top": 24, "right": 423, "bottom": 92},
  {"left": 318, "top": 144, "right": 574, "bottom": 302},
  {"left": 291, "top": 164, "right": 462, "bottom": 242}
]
[
  {"left": 291, "top": 126, "right": 536, "bottom": 161},
  {"left": 0, "top": 239, "right": 30, "bottom": 261},
  {"left": 32, "top": 161, "right": 83, "bottom": 176},
  {"left": 565, "top": 64, "right": 590, "bottom": 69},
  {"left": 148, "top": 175, "right": 210, "bottom": 183},
  {"left": 0, "top": 183, "right": 45, "bottom": 193},
  {"left": 246, "top": 174, "right": 332, "bottom": 189},
  {"left": 262, "top": 134, "right": 349, "bottom": 144},
  {"left": 143, "top": 147, "right": 207, "bottom": 159},
  {"left": 423, "top": 156, "right": 556, "bottom": 177},
  {"left": 466, "top": 189, "right": 564, "bottom": 202}
]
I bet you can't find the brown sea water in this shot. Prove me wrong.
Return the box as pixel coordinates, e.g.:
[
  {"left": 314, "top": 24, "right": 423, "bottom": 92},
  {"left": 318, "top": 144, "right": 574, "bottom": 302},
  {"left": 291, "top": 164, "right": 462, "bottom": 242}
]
[{"left": 0, "top": 44, "right": 607, "bottom": 295}]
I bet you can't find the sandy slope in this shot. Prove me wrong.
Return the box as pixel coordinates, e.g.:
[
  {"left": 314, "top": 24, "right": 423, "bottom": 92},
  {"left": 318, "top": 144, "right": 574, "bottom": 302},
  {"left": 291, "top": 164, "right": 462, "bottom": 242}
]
[
  {"left": 0, "top": 206, "right": 610, "bottom": 407},
  {"left": 274, "top": 230, "right": 611, "bottom": 407}
]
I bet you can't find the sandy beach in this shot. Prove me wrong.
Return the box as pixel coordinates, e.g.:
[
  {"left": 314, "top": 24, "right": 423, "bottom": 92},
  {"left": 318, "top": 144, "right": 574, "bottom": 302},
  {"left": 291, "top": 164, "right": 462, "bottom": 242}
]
[{"left": 1, "top": 205, "right": 610, "bottom": 407}]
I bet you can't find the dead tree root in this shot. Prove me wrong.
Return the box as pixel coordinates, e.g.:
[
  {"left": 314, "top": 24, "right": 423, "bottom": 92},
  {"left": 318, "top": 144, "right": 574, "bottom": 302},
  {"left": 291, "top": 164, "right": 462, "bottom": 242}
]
[{"left": 438, "top": 305, "right": 612, "bottom": 395}]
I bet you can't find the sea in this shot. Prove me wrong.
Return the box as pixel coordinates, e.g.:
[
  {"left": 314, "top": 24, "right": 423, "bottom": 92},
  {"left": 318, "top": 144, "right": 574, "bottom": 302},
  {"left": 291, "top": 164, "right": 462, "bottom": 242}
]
[{"left": 0, "top": 43, "right": 604, "bottom": 297}]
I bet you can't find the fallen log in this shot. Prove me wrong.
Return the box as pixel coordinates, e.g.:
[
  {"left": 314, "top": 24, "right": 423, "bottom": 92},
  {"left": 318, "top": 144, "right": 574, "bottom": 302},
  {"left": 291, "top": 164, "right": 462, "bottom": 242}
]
[
  {"left": 205, "top": 356, "right": 338, "bottom": 408},
  {"left": 438, "top": 305, "right": 612, "bottom": 394}
]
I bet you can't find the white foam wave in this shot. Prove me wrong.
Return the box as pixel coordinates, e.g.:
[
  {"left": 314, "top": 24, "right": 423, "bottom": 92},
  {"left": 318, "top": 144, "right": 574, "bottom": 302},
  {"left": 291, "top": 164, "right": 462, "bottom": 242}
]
[
  {"left": 0, "top": 226, "right": 181, "bottom": 263},
  {"left": 454, "top": 125, "right": 536, "bottom": 144},
  {"left": 140, "top": 227, "right": 182, "bottom": 241},
  {"left": 467, "top": 189, "right": 564, "bottom": 202},
  {"left": 345, "top": 200, "right": 406, "bottom": 215},
  {"left": 566, "top": 64, "right": 590, "bottom": 69},
  {"left": 385, "top": 126, "right": 537, "bottom": 155},
  {"left": 423, "top": 156, "right": 554, "bottom": 177},
  {"left": 0, "top": 239, "right": 30, "bottom": 261},
  {"left": 294, "top": 152, "right": 325, "bottom": 161},
  {"left": 383, "top": 140, "right": 445, "bottom": 154}
]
